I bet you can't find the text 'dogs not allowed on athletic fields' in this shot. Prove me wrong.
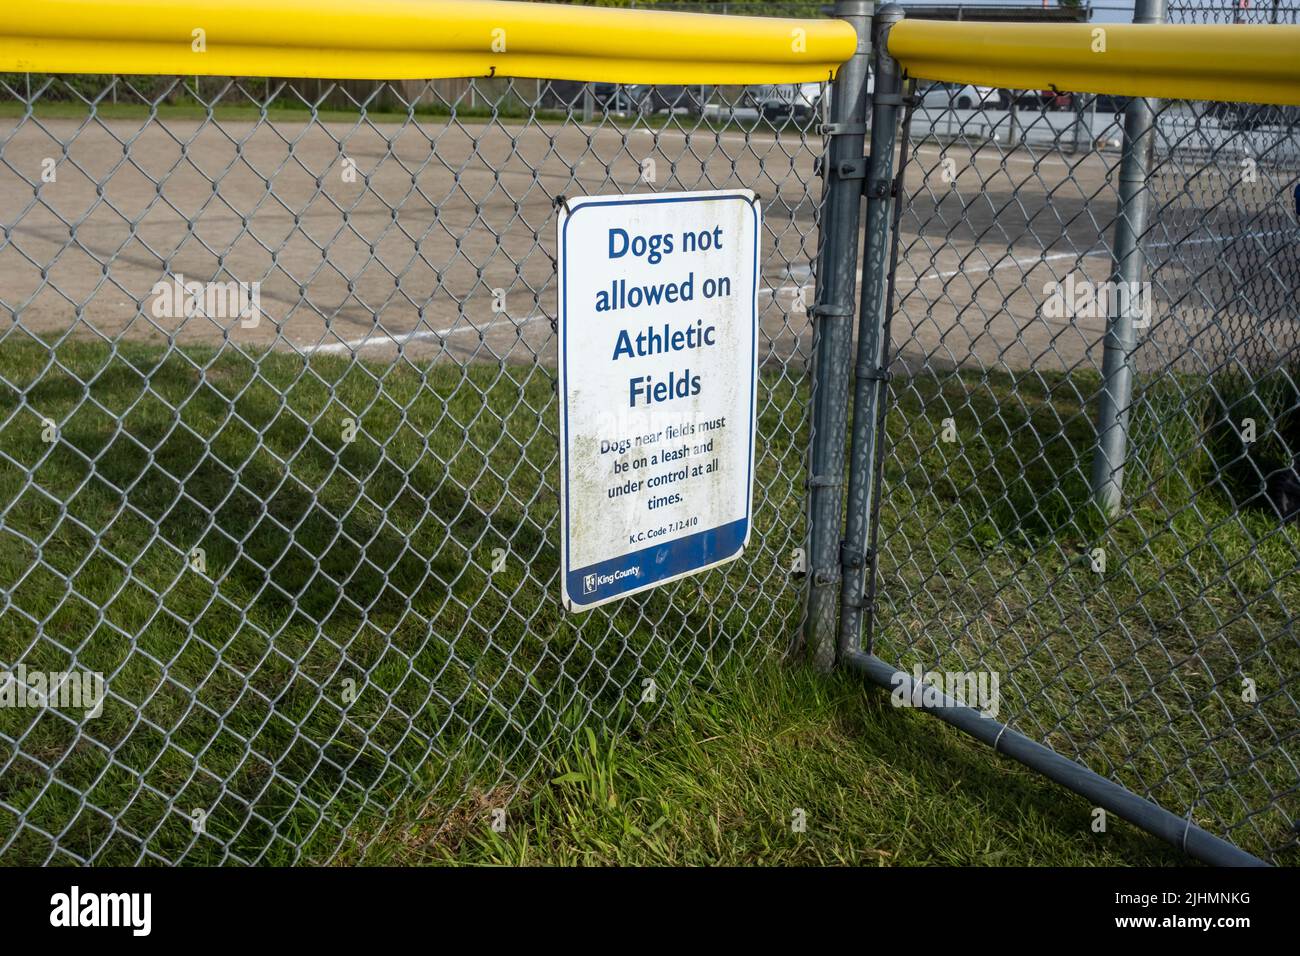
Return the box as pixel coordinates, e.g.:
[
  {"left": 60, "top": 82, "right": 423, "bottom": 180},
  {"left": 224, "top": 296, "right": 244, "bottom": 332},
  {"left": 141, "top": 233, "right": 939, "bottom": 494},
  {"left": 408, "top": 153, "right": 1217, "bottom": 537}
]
[{"left": 557, "top": 189, "right": 760, "bottom": 612}]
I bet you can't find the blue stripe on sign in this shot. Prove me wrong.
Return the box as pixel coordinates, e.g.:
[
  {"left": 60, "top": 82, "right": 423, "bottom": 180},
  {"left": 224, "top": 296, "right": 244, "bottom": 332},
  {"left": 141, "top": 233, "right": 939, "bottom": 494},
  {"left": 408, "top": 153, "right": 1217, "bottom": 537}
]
[{"left": 566, "top": 516, "right": 748, "bottom": 608}]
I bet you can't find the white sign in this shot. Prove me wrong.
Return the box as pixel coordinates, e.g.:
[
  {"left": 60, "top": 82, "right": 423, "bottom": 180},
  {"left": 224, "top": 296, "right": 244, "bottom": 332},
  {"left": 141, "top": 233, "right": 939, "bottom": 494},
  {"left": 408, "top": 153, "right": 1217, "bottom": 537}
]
[{"left": 557, "top": 189, "right": 760, "bottom": 612}]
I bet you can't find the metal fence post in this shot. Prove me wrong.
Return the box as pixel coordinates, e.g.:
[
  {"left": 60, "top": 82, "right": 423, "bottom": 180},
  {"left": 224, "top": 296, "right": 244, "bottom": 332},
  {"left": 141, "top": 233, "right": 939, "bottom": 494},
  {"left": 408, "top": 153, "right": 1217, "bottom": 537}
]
[
  {"left": 804, "top": 0, "right": 873, "bottom": 671},
  {"left": 1089, "top": 0, "right": 1167, "bottom": 516},
  {"left": 1071, "top": 93, "right": 1086, "bottom": 153},
  {"left": 838, "top": 4, "right": 905, "bottom": 660}
]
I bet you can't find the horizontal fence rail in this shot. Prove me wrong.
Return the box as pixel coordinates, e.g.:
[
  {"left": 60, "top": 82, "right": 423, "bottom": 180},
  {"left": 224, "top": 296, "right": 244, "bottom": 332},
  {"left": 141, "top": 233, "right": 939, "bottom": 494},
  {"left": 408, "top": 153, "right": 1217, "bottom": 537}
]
[
  {"left": 0, "top": 0, "right": 857, "bottom": 83},
  {"left": 844, "top": 651, "right": 1268, "bottom": 867},
  {"left": 886, "top": 21, "right": 1300, "bottom": 106}
]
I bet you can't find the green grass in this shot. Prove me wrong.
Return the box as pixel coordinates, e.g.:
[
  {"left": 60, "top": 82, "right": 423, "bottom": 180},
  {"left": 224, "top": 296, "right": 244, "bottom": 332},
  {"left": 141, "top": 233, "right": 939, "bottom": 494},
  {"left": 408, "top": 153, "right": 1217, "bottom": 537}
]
[
  {"left": 379, "top": 657, "right": 1182, "bottom": 865},
  {"left": 0, "top": 338, "right": 808, "bottom": 865},
  {"left": 0, "top": 338, "right": 1293, "bottom": 865},
  {"left": 873, "top": 363, "right": 1300, "bottom": 864}
]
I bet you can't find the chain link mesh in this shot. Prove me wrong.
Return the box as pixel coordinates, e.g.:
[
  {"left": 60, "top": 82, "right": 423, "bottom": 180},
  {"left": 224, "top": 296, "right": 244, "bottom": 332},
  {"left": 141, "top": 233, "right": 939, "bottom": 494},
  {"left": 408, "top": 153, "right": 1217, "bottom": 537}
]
[
  {"left": 1167, "top": 0, "right": 1300, "bottom": 24},
  {"left": 4, "top": 10, "right": 1298, "bottom": 869},
  {"left": 0, "top": 75, "right": 826, "bottom": 864},
  {"left": 875, "top": 63, "right": 1299, "bottom": 862}
]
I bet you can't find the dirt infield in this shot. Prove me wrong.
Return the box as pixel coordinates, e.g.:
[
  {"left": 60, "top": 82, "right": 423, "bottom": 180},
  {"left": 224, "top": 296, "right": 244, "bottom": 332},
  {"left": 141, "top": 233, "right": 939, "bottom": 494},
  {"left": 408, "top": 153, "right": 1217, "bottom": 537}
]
[{"left": 1, "top": 113, "right": 1292, "bottom": 374}]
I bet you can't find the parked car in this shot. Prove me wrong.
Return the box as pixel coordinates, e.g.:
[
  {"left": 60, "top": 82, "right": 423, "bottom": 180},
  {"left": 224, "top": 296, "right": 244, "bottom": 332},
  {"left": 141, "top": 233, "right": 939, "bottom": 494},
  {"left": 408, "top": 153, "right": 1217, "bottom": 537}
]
[
  {"left": 755, "top": 82, "right": 826, "bottom": 123},
  {"left": 1212, "top": 102, "right": 1296, "bottom": 130},
  {"left": 918, "top": 82, "right": 997, "bottom": 110},
  {"left": 1092, "top": 93, "right": 1131, "bottom": 115},
  {"left": 995, "top": 89, "right": 1073, "bottom": 111},
  {"left": 1039, "top": 89, "right": 1073, "bottom": 111},
  {"left": 591, "top": 83, "right": 706, "bottom": 116},
  {"left": 542, "top": 80, "right": 585, "bottom": 110}
]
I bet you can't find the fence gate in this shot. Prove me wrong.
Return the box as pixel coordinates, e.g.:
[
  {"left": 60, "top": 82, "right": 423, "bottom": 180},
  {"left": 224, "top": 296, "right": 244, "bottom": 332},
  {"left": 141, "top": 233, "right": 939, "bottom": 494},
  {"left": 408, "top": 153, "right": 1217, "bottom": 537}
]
[{"left": 823, "top": 3, "right": 1299, "bottom": 865}]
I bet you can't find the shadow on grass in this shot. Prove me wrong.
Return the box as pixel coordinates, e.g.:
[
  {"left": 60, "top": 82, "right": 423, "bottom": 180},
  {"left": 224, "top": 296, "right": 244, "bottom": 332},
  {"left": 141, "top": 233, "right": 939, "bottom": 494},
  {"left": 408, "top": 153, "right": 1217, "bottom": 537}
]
[
  {"left": 0, "top": 339, "right": 807, "bottom": 864},
  {"left": 872, "top": 361, "right": 1300, "bottom": 863},
  {"left": 413, "top": 659, "right": 1187, "bottom": 866}
]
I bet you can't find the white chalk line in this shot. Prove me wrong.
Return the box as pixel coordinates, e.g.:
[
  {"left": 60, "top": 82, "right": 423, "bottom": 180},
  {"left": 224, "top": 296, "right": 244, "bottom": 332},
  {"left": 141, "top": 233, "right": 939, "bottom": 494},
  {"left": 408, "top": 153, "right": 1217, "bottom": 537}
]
[
  {"left": 910, "top": 227, "right": 1290, "bottom": 284},
  {"left": 303, "top": 312, "right": 551, "bottom": 355},
  {"left": 301, "top": 227, "right": 1286, "bottom": 353},
  {"left": 910, "top": 143, "right": 1088, "bottom": 169}
]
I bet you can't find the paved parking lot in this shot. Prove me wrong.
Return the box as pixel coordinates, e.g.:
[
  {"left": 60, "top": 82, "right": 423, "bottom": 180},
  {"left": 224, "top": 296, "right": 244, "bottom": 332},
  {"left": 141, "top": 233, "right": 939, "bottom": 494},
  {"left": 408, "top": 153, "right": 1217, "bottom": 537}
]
[{"left": 1, "top": 111, "right": 1292, "bottom": 374}]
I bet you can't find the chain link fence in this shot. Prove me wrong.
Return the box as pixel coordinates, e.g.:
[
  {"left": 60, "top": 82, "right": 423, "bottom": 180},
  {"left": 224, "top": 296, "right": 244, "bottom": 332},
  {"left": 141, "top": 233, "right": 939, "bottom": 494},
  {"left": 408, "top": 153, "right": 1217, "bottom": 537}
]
[
  {"left": 0, "top": 74, "right": 828, "bottom": 864},
  {"left": 872, "top": 49, "right": 1299, "bottom": 861},
  {"left": 1167, "top": 0, "right": 1300, "bottom": 23},
  {"left": 3, "top": 3, "right": 1297, "bottom": 868}
]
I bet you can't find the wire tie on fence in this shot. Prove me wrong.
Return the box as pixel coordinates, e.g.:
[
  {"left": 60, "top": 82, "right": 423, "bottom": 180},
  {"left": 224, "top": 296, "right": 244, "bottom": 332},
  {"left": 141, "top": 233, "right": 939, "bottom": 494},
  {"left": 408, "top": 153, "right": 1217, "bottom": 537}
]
[
  {"left": 873, "top": 92, "right": 905, "bottom": 107},
  {"left": 992, "top": 720, "right": 1010, "bottom": 753},
  {"left": 807, "top": 475, "right": 842, "bottom": 489}
]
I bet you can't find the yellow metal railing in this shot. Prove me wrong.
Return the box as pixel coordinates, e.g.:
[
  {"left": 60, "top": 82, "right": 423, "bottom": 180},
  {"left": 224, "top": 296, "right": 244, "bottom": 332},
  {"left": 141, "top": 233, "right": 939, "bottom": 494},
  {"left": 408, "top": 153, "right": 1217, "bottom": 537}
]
[
  {"left": 887, "top": 22, "right": 1300, "bottom": 107},
  {"left": 5, "top": 2, "right": 1296, "bottom": 106},
  {"left": 0, "top": 0, "right": 857, "bottom": 84}
]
